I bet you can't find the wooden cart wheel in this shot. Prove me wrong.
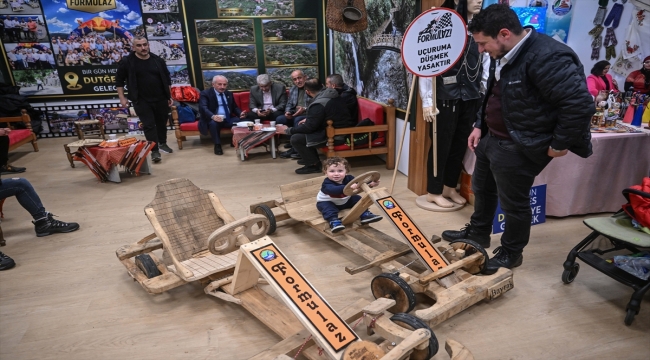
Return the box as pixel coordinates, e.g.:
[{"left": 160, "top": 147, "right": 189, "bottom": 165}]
[
  {"left": 343, "top": 171, "right": 382, "bottom": 196},
  {"left": 134, "top": 254, "right": 161, "bottom": 279},
  {"left": 207, "top": 214, "right": 269, "bottom": 255},
  {"left": 371, "top": 272, "right": 416, "bottom": 314},
  {"left": 449, "top": 239, "right": 489, "bottom": 274},
  {"left": 342, "top": 340, "right": 385, "bottom": 360},
  {"left": 389, "top": 313, "right": 438, "bottom": 360},
  {"left": 253, "top": 204, "right": 276, "bottom": 235}
]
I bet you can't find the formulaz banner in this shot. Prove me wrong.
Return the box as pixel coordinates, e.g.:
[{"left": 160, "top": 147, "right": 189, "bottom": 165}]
[{"left": 41, "top": 0, "right": 145, "bottom": 96}]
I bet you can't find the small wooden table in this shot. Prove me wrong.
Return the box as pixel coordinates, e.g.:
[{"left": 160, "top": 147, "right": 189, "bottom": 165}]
[
  {"left": 231, "top": 125, "right": 287, "bottom": 161},
  {"left": 63, "top": 139, "right": 103, "bottom": 168},
  {"left": 74, "top": 119, "right": 106, "bottom": 140}
]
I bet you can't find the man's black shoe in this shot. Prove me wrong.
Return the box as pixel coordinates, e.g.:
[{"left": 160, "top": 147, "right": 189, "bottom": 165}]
[
  {"left": 151, "top": 151, "right": 162, "bottom": 163},
  {"left": 214, "top": 144, "right": 223, "bottom": 155},
  {"left": 283, "top": 143, "right": 293, "bottom": 149},
  {"left": 483, "top": 246, "right": 523, "bottom": 275},
  {"left": 295, "top": 164, "right": 321, "bottom": 174},
  {"left": 279, "top": 149, "right": 294, "bottom": 158},
  {"left": 0, "top": 251, "right": 15, "bottom": 270},
  {"left": 441, "top": 223, "right": 491, "bottom": 248},
  {"left": 290, "top": 153, "right": 302, "bottom": 160},
  {"left": 158, "top": 143, "right": 173, "bottom": 153},
  {"left": 1, "top": 164, "right": 26, "bottom": 175},
  {"left": 34, "top": 213, "right": 80, "bottom": 237}
]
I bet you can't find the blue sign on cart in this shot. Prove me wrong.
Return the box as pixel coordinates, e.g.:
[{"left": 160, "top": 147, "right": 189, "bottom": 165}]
[{"left": 493, "top": 184, "right": 547, "bottom": 234}]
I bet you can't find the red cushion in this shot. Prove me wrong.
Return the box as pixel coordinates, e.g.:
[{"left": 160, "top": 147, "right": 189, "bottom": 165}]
[
  {"left": 179, "top": 121, "right": 199, "bottom": 131},
  {"left": 357, "top": 98, "right": 384, "bottom": 125},
  {"left": 8, "top": 129, "right": 32, "bottom": 145},
  {"left": 235, "top": 91, "right": 250, "bottom": 111}
]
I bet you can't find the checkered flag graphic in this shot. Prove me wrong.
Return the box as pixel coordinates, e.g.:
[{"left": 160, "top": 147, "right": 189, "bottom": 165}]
[{"left": 433, "top": 12, "right": 453, "bottom": 32}]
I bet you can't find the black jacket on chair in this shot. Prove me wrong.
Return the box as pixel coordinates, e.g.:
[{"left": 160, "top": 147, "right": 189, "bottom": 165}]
[{"left": 475, "top": 28, "right": 594, "bottom": 164}]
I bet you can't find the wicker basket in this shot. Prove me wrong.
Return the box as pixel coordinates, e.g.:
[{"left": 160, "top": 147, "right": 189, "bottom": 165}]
[{"left": 326, "top": 0, "right": 368, "bottom": 33}]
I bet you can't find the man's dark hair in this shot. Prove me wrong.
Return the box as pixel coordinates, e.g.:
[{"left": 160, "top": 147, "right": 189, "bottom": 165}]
[
  {"left": 590, "top": 60, "right": 610, "bottom": 76},
  {"left": 304, "top": 78, "right": 323, "bottom": 93},
  {"left": 327, "top": 74, "right": 344, "bottom": 88},
  {"left": 441, "top": 0, "right": 468, "bottom": 23},
  {"left": 468, "top": 4, "right": 523, "bottom": 38},
  {"left": 133, "top": 35, "right": 147, "bottom": 42}
]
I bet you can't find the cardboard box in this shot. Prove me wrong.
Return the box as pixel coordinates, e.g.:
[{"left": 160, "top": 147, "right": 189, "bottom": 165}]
[{"left": 459, "top": 170, "right": 475, "bottom": 205}]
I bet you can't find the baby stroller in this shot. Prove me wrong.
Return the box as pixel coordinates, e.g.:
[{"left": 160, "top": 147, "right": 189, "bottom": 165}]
[{"left": 561, "top": 185, "right": 650, "bottom": 325}]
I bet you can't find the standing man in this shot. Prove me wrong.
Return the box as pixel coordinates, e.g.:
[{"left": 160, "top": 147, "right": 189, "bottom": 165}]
[
  {"left": 284, "top": 79, "right": 355, "bottom": 174},
  {"left": 441, "top": 4, "right": 594, "bottom": 274},
  {"left": 198, "top": 75, "right": 246, "bottom": 155},
  {"left": 246, "top": 74, "right": 286, "bottom": 122},
  {"left": 326, "top": 73, "right": 359, "bottom": 121},
  {"left": 116, "top": 36, "right": 173, "bottom": 163}
]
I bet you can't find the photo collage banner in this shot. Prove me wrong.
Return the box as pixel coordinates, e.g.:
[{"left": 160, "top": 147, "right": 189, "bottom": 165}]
[
  {"left": 198, "top": 0, "right": 318, "bottom": 91},
  {"left": 0, "top": 0, "right": 191, "bottom": 99}
]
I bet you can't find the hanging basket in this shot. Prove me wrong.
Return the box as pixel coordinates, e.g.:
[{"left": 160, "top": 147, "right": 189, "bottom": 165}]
[{"left": 326, "top": 0, "right": 368, "bottom": 34}]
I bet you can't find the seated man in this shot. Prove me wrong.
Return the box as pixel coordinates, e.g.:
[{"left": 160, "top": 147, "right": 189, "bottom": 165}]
[
  {"left": 326, "top": 73, "right": 359, "bottom": 121},
  {"left": 276, "top": 70, "right": 310, "bottom": 127},
  {"left": 284, "top": 79, "right": 356, "bottom": 174},
  {"left": 0, "top": 129, "right": 25, "bottom": 174},
  {"left": 0, "top": 176, "right": 80, "bottom": 271},
  {"left": 199, "top": 75, "right": 246, "bottom": 155},
  {"left": 246, "top": 74, "right": 286, "bottom": 122}
]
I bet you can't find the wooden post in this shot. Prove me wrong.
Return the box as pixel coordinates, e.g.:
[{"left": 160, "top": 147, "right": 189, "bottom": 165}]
[{"left": 390, "top": 76, "right": 418, "bottom": 194}]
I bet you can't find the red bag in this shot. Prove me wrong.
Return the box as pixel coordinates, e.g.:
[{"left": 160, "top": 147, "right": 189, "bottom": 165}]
[
  {"left": 171, "top": 86, "right": 200, "bottom": 103},
  {"left": 622, "top": 177, "right": 650, "bottom": 228}
]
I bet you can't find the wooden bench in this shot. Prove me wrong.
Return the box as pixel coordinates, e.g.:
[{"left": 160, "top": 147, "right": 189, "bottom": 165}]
[
  {"left": 1, "top": 109, "right": 39, "bottom": 153},
  {"left": 324, "top": 97, "right": 396, "bottom": 169}
]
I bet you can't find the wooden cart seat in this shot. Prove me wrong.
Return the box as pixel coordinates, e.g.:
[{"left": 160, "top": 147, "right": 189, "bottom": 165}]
[
  {"left": 146, "top": 178, "right": 238, "bottom": 281},
  {"left": 279, "top": 175, "right": 358, "bottom": 227}
]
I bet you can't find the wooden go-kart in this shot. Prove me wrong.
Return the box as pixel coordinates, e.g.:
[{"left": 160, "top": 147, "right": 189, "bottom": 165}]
[
  {"left": 115, "top": 179, "right": 469, "bottom": 359},
  {"left": 115, "top": 178, "right": 271, "bottom": 295},
  {"left": 251, "top": 171, "right": 514, "bottom": 327}
]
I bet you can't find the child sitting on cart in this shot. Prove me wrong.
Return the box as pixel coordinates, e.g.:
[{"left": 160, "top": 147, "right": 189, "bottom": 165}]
[{"left": 316, "top": 157, "right": 383, "bottom": 233}]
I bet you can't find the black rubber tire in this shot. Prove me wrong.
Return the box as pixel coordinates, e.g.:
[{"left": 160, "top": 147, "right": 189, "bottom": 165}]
[
  {"left": 389, "top": 313, "right": 439, "bottom": 360},
  {"left": 134, "top": 254, "right": 162, "bottom": 279},
  {"left": 561, "top": 263, "right": 580, "bottom": 284},
  {"left": 371, "top": 272, "right": 417, "bottom": 314},
  {"left": 449, "top": 239, "right": 489, "bottom": 274},
  {"left": 253, "top": 204, "right": 276, "bottom": 235},
  {"left": 624, "top": 308, "right": 636, "bottom": 326}
]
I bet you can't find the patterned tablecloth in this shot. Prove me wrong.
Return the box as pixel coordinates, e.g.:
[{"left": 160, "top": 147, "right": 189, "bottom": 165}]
[
  {"left": 87, "top": 146, "right": 129, "bottom": 171},
  {"left": 231, "top": 125, "right": 287, "bottom": 158}
]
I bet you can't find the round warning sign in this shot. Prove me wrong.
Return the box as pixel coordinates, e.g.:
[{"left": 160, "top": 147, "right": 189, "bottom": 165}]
[{"left": 401, "top": 8, "right": 467, "bottom": 77}]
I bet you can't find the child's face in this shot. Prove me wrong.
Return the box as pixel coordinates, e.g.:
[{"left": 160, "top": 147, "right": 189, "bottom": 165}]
[{"left": 326, "top": 163, "right": 347, "bottom": 183}]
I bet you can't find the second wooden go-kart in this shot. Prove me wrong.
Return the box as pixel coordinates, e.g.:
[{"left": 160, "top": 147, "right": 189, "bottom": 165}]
[{"left": 251, "top": 171, "right": 515, "bottom": 327}]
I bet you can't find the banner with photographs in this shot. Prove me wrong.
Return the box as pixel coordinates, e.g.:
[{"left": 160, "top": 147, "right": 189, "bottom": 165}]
[
  {"left": 0, "top": 0, "right": 190, "bottom": 98},
  {"left": 199, "top": 44, "right": 257, "bottom": 68}
]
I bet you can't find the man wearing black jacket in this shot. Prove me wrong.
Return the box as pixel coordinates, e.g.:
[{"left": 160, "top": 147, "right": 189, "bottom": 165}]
[
  {"left": 284, "top": 79, "right": 356, "bottom": 174},
  {"left": 116, "top": 36, "right": 173, "bottom": 163},
  {"left": 442, "top": 4, "right": 594, "bottom": 274},
  {"left": 326, "top": 73, "right": 358, "bottom": 121}
]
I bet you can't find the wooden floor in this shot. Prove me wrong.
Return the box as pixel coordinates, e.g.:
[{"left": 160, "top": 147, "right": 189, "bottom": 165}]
[{"left": 1, "top": 136, "right": 648, "bottom": 360}]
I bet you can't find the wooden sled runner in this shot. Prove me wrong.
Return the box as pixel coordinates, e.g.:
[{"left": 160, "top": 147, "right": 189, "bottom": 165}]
[{"left": 251, "top": 171, "right": 515, "bottom": 327}]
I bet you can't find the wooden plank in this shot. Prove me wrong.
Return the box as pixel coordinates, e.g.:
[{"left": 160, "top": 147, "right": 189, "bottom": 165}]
[
  {"left": 446, "top": 339, "right": 475, "bottom": 360},
  {"left": 238, "top": 287, "right": 304, "bottom": 339},
  {"left": 341, "top": 195, "right": 375, "bottom": 225},
  {"left": 381, "top": 329, "right": 430, "bottom": 360},
  {"left": 115, "top": 239, "right": 163, "bottom": 261},
  {"left": 344, "top": 248, "right": 412, "bottom": 275},
  {"left": 145, "top": 208, "right": 194, "bottom": 280},
  {"left": 418, "top": 253, "right": 482, "bottom": 284},
  {"left": 229, "top": 250, "right": 262, "bottom": 295},
  {"left": 249, "top": 298, "right": 370, "bottom": 360}
]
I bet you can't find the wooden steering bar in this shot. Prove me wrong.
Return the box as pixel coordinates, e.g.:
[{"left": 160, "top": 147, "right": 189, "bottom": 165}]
[
  {"left": 207, "top": 214, "right": 270, "bottom": 255},
  {"left": 343, "top": 171, "right": 382, "bottom": 196}
]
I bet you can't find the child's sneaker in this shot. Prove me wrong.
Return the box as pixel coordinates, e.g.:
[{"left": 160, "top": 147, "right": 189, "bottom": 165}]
[
  {"left": 329, "top": 219, "right": 345, "bottom": 233},
  {"left": 360, "top": 210, "right": 383, "bottom": 224}
]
